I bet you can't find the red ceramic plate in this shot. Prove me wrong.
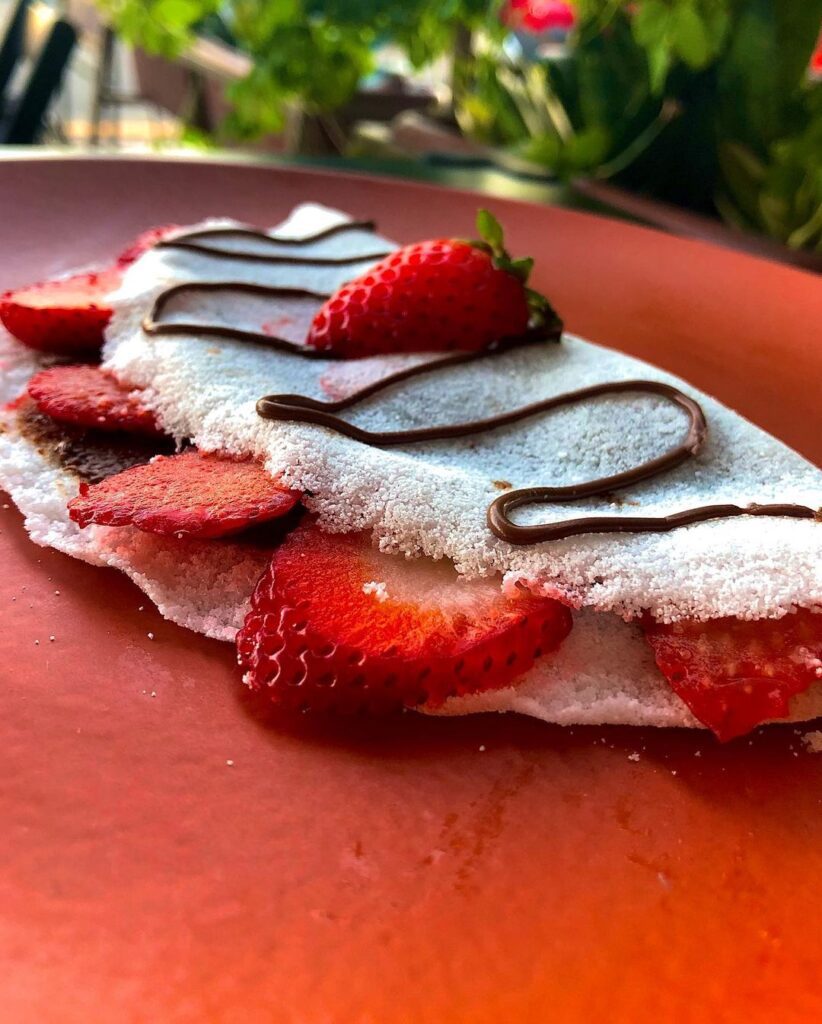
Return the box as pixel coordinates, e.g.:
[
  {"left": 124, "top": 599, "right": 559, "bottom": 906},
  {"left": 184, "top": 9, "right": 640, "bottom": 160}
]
[{"left": 2, "top": 156, "right": 821, "bottom": 1024}]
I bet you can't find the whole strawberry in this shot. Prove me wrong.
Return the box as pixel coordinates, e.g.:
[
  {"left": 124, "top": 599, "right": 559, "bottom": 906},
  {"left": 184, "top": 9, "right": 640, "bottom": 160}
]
[{"left": 307, "top": 210, "right": 561, "bottom": 358}]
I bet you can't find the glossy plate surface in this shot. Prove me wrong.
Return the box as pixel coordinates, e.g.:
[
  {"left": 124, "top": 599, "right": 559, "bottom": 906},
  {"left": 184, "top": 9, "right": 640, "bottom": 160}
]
[{"left": 2, "top": 157, "right": 821, "bottom": 1024}]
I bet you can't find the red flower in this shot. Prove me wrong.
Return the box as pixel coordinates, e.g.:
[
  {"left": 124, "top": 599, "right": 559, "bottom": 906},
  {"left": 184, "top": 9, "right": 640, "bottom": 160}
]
[
  {"left": 502, "top": 0, "right": 576, "bottom": 33},
  {"left": 811, "top": 30, "right": 822, "bottom": 75}
]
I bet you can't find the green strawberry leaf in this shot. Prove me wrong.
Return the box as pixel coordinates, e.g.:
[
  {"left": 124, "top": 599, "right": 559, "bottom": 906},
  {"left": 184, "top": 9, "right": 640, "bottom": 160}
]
[
  {"left": 508, "top": 256, "right": 534, "bottom": 283},
  {"left": 476, "top": 208, "right": 505, "bottom": 252},
  {"left": 525, "top": 287, "right": 563, "bottom": 337},
  {"left": 471, "top": 208, "right": 562, "bottom": 341}
]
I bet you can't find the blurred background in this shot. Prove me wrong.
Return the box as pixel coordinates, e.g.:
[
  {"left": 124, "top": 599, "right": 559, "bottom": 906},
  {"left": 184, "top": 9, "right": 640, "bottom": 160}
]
[{"left": 0, "top": 1, "right": 820, "bottom": 265}]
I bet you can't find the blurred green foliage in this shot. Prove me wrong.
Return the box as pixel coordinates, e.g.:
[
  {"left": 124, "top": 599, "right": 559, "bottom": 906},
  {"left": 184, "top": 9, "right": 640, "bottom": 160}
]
[{"left": 97, "top": 0, "right": 822, "bottom": 249}]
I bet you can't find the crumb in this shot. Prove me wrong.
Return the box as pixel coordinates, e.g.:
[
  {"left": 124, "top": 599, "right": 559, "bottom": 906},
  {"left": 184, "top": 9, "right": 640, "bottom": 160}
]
[
  {"left": 48, "top": 635, "right": 55, "bottom": 642},
  {"left": 226, "top": 759, "right": 234, "bottom": 766},
  {"left": 138, "top": 605, "right": 144, "bottom": 611},
  {"left": 150, "top": 690, "right": 157, "bottom": 698},
  {"left": 147, "top": 632, "right": 155, "bottom": 640},
  {"left": 478, "top": 745, "right": 486, "bottom": 752},
  {"left": 54, "top": 590, "right": 60, "bottom": 596},
  {"left": 801, "top": 731, "right": 822, "bottom": 754},
  {"left": 2, "top": 503, "right": 9, "bottom": 509},
  {"left": 34, "top": 639, "right": 39, "bottom": 646},
  {"left": 362, "top": 580, "right": 389, "bottom": 602},
  {"left": 694, "top": 750, "right": 701, "bottom": 757},
  {"left": 671, "top": 770, "right": 678, "bottom": 776},
  {"left": 492, "top": 480, "right": 512, "bottom": 490},
  {"left": 627, "top": 752, "right": 640, "bottom": 762}
]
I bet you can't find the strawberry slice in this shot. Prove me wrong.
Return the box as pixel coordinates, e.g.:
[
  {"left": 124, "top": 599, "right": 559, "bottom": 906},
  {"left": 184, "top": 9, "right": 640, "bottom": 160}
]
[
  {"left": 237, "top": 520, "right": 573, "bottom": 712},
  {"left": 27, "top": 365, "right": 162, "bottom": 437},
  {"left": 0, "top": 268, "right": 121, "bottom": 354},
  {"left": 643, "top": 609, "right": 822, "bottom": 741},
  {"left": 68, "top": 449, "right": 301, "bottom": 539},
  {"left": 117, "top": 224, "right": 181, "bottom": 266}
]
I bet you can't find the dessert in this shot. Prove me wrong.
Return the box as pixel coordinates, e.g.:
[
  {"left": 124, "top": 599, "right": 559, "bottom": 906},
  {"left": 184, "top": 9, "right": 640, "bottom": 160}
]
[{"left": 1, "top": 203, "right": 820, "bottom": 740}]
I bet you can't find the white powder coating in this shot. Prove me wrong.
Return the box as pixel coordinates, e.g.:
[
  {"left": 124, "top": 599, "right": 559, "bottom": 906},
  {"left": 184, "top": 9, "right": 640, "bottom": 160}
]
[
  {"left": 0, "top": 325, "right": 42, "bottom": 404},
  {"left": 102, "top": 203, "right": 822, "bottom": 623}
]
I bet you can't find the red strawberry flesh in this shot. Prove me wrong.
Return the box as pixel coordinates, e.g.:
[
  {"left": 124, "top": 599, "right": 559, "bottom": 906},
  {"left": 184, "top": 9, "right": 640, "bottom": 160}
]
[
  {"left": 237, "top": 520, "right": 573, "bottom": 712},
  {"left": 643, "top": 609, "right": 822, "bottom": 741},
  {"left": 0, "top": 268, "right": 120, "bottom": 354},
  {"left": 307, "top": 239, "right": 530, "bottom": 359},
  {"left": 68, "top": 449, "right": 301, "bottom": 539},
  {"left": 28, "top": 365, "right": 162, "bottom": 436}
]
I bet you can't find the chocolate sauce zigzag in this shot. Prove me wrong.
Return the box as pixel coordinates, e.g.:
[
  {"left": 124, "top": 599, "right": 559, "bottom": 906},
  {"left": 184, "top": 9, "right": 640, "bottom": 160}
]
[
  {"left": 256, "top": 347, "right": 818, "bottom": 544},
  {"left": 142, "top": 281, "right": 334, "bottom": 355},
  {"left": 157, "top": 220, "right": 392, "bottom": 266}
]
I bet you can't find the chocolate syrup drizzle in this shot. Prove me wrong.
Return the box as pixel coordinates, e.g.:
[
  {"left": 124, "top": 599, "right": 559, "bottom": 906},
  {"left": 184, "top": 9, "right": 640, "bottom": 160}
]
[
  {"left": 256, "top": 346, "right": 817, "bottom": 543},
  {"left": 143, "top": 281, "right": 335, "bottom": 354},
  {"left": 143, "top": 220, "right": 820, "bottom": 545},
  {"left": 157, "top": 220, "right": 392, "bottom": 266}
]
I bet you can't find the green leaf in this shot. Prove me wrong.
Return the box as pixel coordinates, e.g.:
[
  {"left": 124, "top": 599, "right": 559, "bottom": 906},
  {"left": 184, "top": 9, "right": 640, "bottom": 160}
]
[
  {"left": 700, "top": 4, "right": 730, "bottom": 48},
  {"left": 564, "top": 125, "right": 610, "bottom": 170},
  {"left": 647, "top": 44, "right": 672, "bottom": 94},
  {"left": 632, "top": 0, "right": 670, "bottom": 49},
  {"left": 152, "top": 0, "right": 202, "bottom": 25},
  {"left": 516, "top": 132, "right": 562, "bottom": 168},
  {"left": 476, "top": 209, "right": 504, "bottom": 251},
  {"left": 671, "top": 4, "right": 711, "bottom": 68},
  {"left": 508, "top": 256, "right": 534, "bottom": 282},
  {"left": 717, "top": 0, "right": 822, "bottom": 151}
]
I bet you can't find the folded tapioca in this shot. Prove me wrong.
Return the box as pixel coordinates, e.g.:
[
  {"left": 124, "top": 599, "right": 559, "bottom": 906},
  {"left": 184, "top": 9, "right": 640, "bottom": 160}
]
[{"left": 0, "top": 203, "right": 819, "bottom": 740}]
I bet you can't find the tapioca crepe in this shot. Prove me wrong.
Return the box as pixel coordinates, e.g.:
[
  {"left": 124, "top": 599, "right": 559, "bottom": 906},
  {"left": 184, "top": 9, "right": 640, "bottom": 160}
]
[{"left": 1, "top": 203, "right": 820, "bottom": 731}]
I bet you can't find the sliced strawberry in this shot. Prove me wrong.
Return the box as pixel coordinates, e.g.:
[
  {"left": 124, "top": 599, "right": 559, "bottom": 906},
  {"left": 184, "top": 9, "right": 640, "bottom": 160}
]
[
  {"left": 643, "top": 609, "right": 822, "bottom": 741},
  {"left": 27, "top": 365, "right": 162, "bottom": 437},
  {"left": 0, "top": 268, "right": 120, "bottom": 354},
  {"left": 117, "top": 224, "right": 181, "bottom": 266},
  {"left": 237, "top": 520, "right": 573, "bottom": 712},
  {"left": 68, "top": 449, "right": 301, "bottom": 539}
]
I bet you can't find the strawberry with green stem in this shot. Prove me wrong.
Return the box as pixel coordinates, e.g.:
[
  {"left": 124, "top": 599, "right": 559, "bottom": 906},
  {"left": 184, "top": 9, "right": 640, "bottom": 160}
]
[{"left": 307, "top": 209, "right": 562, "bottom": 358}]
